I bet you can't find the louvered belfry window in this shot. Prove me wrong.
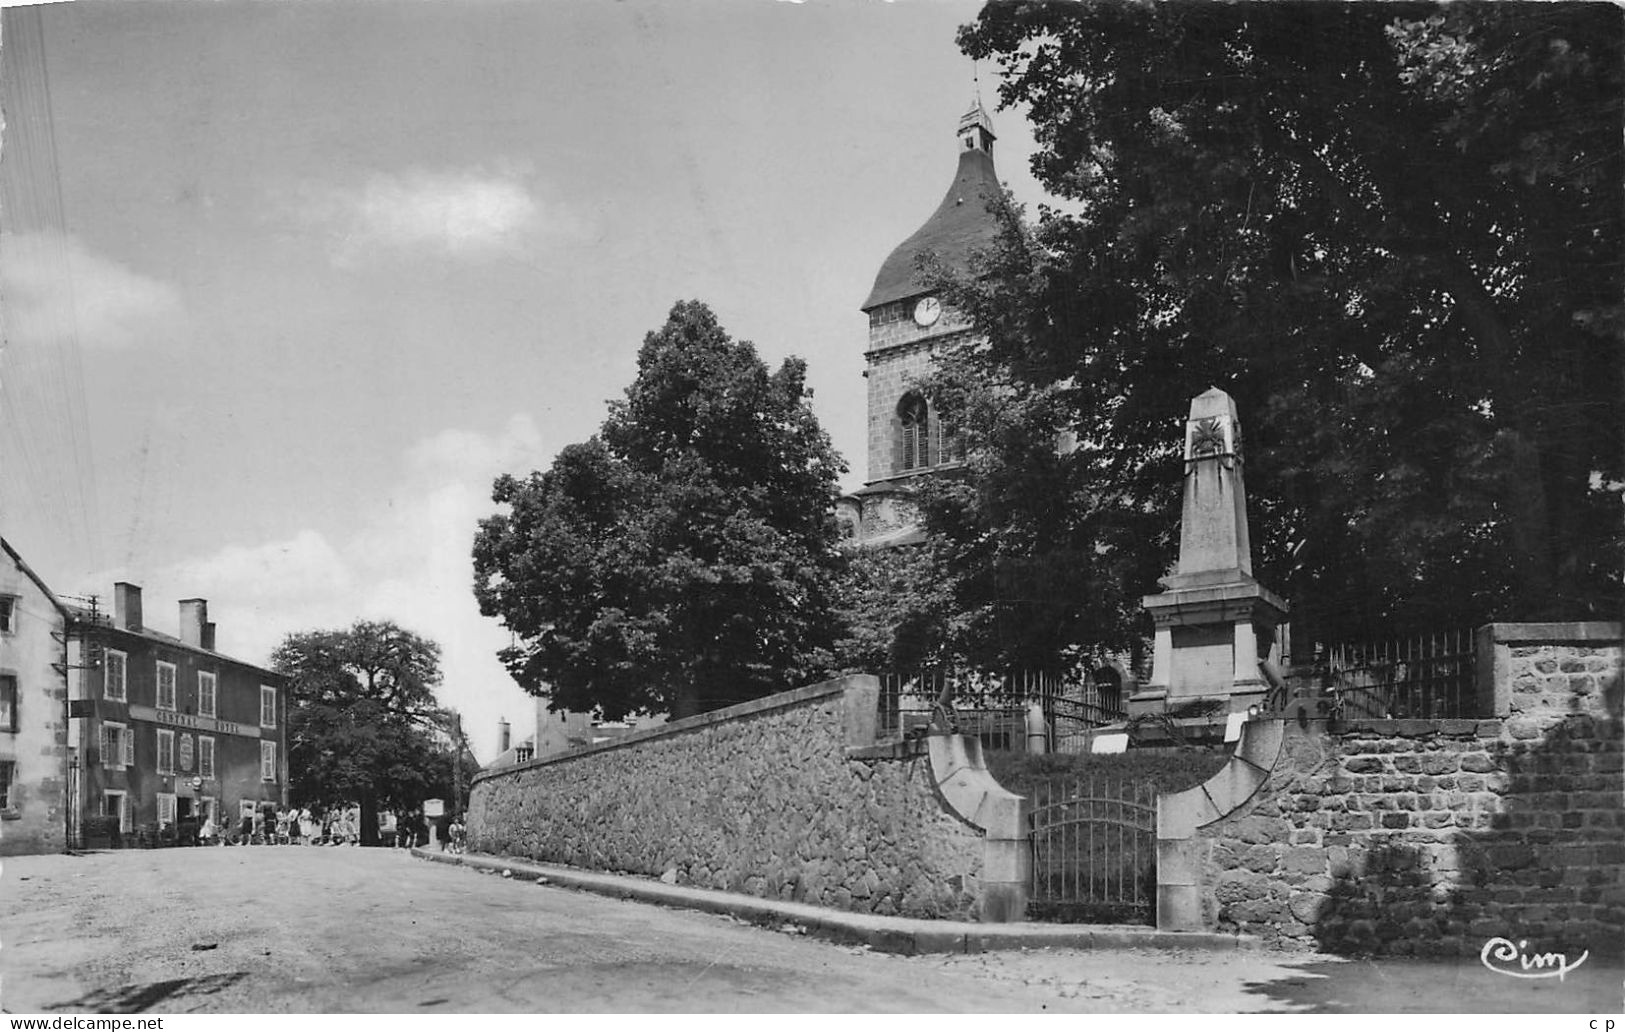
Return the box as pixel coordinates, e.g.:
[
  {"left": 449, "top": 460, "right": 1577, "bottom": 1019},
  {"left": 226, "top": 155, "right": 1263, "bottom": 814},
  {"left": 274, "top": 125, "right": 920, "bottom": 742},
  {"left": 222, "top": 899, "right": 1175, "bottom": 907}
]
[{"left": 899, "top": 394, "right": 930, "bottom": 472}]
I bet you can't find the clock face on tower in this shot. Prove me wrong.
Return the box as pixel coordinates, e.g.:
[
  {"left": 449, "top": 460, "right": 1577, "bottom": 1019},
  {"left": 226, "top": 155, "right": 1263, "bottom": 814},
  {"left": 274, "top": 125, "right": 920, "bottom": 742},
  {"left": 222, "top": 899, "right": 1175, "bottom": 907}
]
[{"left": 913, "top": 296, "right": 942, "bottom": 327}]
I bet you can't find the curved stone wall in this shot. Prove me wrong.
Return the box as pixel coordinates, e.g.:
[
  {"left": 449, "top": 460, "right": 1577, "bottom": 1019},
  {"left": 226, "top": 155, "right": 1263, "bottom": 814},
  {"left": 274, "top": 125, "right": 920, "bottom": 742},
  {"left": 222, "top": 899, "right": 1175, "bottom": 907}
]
[{"left": 468, "top": 676, "right": 986, "bottom": 919}]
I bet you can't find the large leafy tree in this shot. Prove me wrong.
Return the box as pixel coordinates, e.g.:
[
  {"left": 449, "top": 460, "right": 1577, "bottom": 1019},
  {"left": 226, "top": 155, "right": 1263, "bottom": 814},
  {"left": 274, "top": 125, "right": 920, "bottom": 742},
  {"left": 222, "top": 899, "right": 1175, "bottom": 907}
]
[
  {"left": 830, "top": 544, "right": 967, "bottom": 673},
  {"left": 923, "top": 0, "right": 1622, "bottom": 662},
  {"left": 271, "top": 620, "right": 458, "bottom": 844},
  {"left": 473, "top": 300, "right": 847, "bottom": 720}
]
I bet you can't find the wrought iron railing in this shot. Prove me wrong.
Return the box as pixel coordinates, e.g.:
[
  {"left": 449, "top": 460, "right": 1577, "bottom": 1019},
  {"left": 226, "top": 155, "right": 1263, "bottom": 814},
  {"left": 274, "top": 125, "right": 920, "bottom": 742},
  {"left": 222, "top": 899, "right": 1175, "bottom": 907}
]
[
  {"left": 876, "top": 668, "right": 1126, "bottom": 751},
  {"left": 1302, "top": 628, "right": 1479, "bottom": 719}
]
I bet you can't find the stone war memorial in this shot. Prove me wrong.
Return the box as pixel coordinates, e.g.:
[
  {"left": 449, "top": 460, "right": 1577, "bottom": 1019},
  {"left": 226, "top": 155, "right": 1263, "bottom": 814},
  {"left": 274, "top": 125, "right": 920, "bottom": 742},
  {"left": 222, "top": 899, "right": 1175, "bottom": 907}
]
[
  {"left": 468, "top": 386, "right": 1621, "bottom": 957},
  {"left": 1133, "top": 386, "right": 1287, "bottom": 724}
]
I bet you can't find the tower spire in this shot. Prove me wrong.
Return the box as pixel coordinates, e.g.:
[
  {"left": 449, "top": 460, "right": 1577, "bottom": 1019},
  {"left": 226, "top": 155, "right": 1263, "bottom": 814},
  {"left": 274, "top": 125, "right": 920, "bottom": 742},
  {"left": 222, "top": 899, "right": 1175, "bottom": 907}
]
[{"left": 957, "top": 91, "right": 995, "bottom": 156}]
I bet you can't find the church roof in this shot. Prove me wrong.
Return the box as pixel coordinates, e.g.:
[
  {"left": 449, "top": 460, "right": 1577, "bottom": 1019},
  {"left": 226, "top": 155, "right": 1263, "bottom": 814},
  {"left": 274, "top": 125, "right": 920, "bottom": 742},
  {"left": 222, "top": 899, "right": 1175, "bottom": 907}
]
[{"left": 861, "top": 137, "right": 1004, "bottom": 312}]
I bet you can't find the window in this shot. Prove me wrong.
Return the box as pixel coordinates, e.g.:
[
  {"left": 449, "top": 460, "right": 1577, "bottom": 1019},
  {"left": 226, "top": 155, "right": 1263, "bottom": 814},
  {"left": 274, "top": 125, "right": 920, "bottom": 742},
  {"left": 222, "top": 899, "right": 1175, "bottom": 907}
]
[
  {"left": 0, "top": 675, "right": 16, "bottom": 732},
  {"left": 239, "top": 799, "right": 257, "bottom": 821},
  {"left": 157, "top": 792, "right": 176, "bottom": 828},
  {"left": 156, "top": 661, "right": 177, "bottom": 711},
  {"left": 0, "top": 760, "right": 13, "bottom": 810},
  {"left": 104, "top": 650, "right": 127, "bottom": 702},
  {"left": 104, "top": 791, "right": 131, "bottom": 832},
  {"left": 198, "top": 671, "right": 217, "bottom": 718},
  {"left": 156, "top": 728, "right": 176, "bottom": 775},
  {"left": 260, "top": 685, "right": 277, "bottom": 729},
  {"left": 199, "top": 735, "right": 216, "bottom": 779},
  {"left": 260, "top": 740, "right": 277, "bottom": 782},
  {"left": 0, "top": 596, "right": 15, "bottom": 633},
  {"left": 898, "top": 394, "right": 931, "bottom": 472},
  {"left": 101, "top": 721, "right": 132, "bottom": 769}
]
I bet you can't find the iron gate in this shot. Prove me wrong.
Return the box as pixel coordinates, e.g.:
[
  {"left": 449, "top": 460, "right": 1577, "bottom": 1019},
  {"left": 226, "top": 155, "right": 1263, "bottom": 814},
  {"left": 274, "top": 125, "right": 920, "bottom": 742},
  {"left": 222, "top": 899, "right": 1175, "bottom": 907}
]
[{"left": 1028, "top": 776, "right": 1157, "bottom": 924}]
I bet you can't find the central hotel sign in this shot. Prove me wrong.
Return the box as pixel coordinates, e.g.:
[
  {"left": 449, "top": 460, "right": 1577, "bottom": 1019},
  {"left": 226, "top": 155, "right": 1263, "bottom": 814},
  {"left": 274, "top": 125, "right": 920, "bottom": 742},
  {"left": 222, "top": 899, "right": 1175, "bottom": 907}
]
[{"left": 128, "top": 704, "right": 260, "bottom": 739}]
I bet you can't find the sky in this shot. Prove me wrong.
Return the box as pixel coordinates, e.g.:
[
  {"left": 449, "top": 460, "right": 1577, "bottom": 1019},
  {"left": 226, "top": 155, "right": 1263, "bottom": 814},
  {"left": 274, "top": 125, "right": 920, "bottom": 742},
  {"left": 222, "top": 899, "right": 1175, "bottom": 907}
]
[{"left": 0, "top": 0, "right": 1046, "bottom": 762}]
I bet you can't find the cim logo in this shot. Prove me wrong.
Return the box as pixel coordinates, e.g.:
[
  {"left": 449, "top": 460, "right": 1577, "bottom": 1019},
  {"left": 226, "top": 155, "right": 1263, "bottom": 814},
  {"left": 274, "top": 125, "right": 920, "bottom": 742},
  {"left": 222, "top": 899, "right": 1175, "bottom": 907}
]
[{"left": 1480, "top": 937, "right": 1589, "bottom": 981}]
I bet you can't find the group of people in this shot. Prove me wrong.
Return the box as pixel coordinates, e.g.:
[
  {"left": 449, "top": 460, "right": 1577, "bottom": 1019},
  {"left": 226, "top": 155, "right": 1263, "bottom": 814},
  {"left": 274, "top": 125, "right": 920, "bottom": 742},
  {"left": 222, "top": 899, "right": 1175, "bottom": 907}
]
[
  {"left": 196, "top": 806, "right": 367, "bottom": 846},
  {"left": 387, "top": 809, "right": 457, "bottom": 850},
  {"left": 188, "top": 804, "right": 464, "bottom": 849}
]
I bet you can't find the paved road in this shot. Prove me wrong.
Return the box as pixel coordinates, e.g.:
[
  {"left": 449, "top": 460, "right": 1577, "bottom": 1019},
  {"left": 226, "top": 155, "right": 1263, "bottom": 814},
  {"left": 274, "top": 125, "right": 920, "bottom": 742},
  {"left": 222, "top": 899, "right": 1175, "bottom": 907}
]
[{"left": 0, "top": 848, "right": 1618, "bottom": 1013}]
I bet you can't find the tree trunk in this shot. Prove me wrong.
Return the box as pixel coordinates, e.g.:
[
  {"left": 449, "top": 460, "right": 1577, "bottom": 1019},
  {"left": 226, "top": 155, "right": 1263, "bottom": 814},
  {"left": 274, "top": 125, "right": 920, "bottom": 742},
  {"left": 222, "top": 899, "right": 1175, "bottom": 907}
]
[
  {"left": 671, "top": 682, "right": 702, "bottom": 721},
  {"left": 359, "top": 793, "right": 379, "bottom": 847}
]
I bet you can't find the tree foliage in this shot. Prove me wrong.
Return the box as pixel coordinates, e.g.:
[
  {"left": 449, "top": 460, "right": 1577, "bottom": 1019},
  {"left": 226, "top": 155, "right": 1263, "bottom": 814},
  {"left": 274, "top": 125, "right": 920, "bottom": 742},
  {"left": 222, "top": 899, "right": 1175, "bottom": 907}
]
[
  {"left": 926, "top": 0, "right": 1622, "bottom": 661},
  {"left": 473, "top": 300, "right": 847, "bottom": 720},
  {"left": 830, "top": 543, "right": 966, "bottom": 673},
  {"left": 271, "top": 620, "right": 459, "bottom": 842}
]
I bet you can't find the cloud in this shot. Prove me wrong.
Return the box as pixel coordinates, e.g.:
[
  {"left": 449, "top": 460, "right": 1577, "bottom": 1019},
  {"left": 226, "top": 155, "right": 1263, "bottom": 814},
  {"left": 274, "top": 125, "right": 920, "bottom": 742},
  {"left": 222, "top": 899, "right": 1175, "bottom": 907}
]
[
  {"left": 159, "top": 529, "right": 355, "bottom": 607},
  {"left": 295, "top": 169, "right": 585, "bottom": 265},
  {"left": 405, "top": 414, "right": 546, "bottom": 482},
  {"left": 113, "top": 416, "right": 548, "bottom": 762},
  {"left": 0, "top": 232, "right": 184, "bottom": 349}
]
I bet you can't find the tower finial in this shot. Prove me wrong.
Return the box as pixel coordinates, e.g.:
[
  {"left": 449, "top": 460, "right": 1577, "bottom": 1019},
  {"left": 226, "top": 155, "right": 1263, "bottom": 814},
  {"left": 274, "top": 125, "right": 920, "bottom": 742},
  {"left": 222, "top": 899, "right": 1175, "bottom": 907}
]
[{"left": 958, "top": 72, "right": 996, "bottom": 155}]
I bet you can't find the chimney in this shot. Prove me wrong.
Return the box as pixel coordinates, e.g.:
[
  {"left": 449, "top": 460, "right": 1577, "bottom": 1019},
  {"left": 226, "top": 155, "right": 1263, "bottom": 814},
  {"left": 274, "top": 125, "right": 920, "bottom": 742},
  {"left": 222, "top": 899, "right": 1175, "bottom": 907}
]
[
  {"left": 113, "top": 583, "right": 143, "bottom": 631},
  {"left": 202, "top": 621, "right": 217, "bottom": 653},
  {"left": 179, "top": 599, "right": 208, "bottom": 648},
  {"left": 498, "top": 717, "right": 511, "bottom": 754}
]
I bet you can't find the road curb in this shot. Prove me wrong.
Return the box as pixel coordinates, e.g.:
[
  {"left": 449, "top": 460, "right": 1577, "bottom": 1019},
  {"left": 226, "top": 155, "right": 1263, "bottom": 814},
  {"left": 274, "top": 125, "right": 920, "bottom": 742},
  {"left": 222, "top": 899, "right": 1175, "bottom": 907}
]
[{"left": 411, "top": 848, "right": 1261, "bottom": 956}]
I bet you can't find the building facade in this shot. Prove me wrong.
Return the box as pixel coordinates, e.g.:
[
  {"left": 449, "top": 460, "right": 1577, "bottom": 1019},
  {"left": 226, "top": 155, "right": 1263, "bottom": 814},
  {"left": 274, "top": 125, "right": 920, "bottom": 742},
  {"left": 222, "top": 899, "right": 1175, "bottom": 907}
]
[
  {"left": 0, "top": 538, "right": 71, "bottom": 856},
  {"left": 70, "top": 583, "right": 287, "bottom": 844},
  {"left": 837, "top": 100, "right": 1004, "bottom": 546}
]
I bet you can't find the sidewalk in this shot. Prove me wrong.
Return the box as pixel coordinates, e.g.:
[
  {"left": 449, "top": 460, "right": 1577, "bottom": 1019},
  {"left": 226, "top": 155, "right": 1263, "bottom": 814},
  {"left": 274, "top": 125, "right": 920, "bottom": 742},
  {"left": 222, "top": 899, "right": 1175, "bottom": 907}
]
[{"left": 411, "top": 847, "right": 1260, "bottom": 956}]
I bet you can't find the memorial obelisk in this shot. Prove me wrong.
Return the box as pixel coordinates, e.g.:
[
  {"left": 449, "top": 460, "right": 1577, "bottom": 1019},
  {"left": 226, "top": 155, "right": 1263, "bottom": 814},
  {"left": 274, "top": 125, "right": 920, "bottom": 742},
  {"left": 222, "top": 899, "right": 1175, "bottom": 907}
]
[{"left": 1132, "top": 388, "right": 1288, "bottom": 718}]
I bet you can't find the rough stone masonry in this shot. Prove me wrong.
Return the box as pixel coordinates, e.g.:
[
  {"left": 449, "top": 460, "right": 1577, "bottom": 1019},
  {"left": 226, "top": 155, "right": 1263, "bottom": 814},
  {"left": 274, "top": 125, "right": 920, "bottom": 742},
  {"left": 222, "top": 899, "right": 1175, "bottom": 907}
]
[
  {"left": 468, "top": 676, "right": 986, "bottom": 920},
  {"left": 1197, "top": 625, "right": 1623, "bottom": 956}
]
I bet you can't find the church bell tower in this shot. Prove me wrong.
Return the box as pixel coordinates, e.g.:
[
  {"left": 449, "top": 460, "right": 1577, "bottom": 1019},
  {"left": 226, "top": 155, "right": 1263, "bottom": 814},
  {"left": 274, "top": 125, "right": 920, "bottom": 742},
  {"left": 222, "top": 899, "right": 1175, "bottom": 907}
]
[{"left": 837, "top": 99, "right": 1004, "bottom": 546}]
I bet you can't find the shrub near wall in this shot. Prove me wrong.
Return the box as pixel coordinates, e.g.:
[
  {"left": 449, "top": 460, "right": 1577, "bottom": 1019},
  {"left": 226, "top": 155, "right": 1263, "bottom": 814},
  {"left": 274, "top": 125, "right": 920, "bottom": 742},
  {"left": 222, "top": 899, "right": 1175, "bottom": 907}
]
[
  {"left": 468, "top": 676, "right": 985, "bottom": 919},
  {"left": 1197, "top": 625, "right": 1623, "bottom": 956}
]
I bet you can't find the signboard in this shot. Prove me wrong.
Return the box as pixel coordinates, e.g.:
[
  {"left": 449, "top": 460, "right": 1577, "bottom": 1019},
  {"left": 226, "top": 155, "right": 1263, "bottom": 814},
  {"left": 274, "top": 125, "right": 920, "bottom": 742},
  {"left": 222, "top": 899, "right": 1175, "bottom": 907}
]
[
  {"left": 422, "top": 798, "right": 444, "bottom": 818},
  {"left": 179, "top": 733, "right": 195, "bottom": 772},
  {"left": 127, "top": 704, "right": 259, "bottom": 739},
  {"left": 1090, "top": 733, "right": 1130, "bottom": 755},
  {"left": 1224, "top": 712, "right": 1247, "bottom": 743}
]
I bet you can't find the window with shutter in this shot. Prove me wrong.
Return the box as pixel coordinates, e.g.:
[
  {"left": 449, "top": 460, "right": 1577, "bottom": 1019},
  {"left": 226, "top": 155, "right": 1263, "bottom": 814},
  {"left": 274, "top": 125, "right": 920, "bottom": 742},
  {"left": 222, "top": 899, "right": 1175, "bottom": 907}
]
[
  {"left": 199, "top": 672, "right": 217, "bottom": 718},
  {"left": 199, "top": 736, "right": 215, "bottom": 779},
  {"left": 104, "top": 651, "right": 127, "bottom": 701},
  {"left": 0, "top": 676, "right": 16, "bottom": 732},
  {"left": 260, "top": 740, "right": 277, "bottom": 782},
  {"left": 101, "top": 722, "right": 130, "bottom": 769},
  {"left": 157, "top": 729, "right": 175, "bottom": 775},
  {"left": 156, "top": 662, "right": 177, "bottom": 711},
  {"left": 260, "top": 685, "right": 277, "bottom": 728}
]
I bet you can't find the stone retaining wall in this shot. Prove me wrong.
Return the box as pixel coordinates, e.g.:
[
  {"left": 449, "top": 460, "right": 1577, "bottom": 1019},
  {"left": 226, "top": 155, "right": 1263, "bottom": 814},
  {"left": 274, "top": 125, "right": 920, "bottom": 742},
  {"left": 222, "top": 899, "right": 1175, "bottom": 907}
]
[
  {"left": 1192, "top": 623, "right": 1623, "bottom": 956},
  {"left": 468, "top": 676, "right": 989, "bottom": 919}
]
